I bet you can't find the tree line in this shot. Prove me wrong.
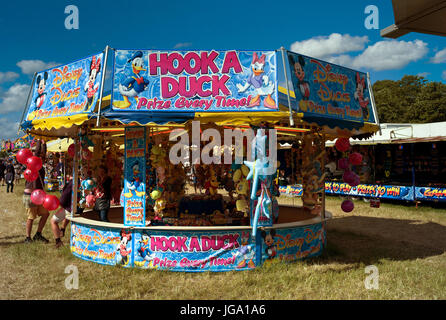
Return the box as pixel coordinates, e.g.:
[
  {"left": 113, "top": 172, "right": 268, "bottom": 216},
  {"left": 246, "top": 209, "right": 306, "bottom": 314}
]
[{"left": 372, "top": 75, "right": 446, "bottom": 123}]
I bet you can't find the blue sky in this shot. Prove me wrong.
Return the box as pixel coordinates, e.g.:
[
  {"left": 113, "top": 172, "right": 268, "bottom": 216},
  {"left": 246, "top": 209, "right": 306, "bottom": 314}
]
[{"left": 0, "top": 0, "right": 445, "bottom": 140}]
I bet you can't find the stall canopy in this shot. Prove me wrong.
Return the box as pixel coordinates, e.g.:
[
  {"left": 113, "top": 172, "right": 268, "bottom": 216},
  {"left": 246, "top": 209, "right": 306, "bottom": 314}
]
[
  {"left": 326, "top": 121, "right": 446, "bottom": 146},
  {"left": 20, "top": 47, "right": 380, "bottom": 138},
  {"left": 381, "top": 0, "right": 446, "bottom": 38}
]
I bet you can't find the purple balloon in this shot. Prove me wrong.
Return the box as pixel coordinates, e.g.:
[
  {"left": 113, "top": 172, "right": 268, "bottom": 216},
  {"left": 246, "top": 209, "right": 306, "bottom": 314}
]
[
  {"left": 341, "top": 199, "right": 354, "bottom": 212},
  {"left": 343, "top": 170, "right": 355, "bottom": 184},
  {"left": 338, "top": 158, "right": 350, "bottom": 170},
  {"left": 350, "top": 175, "right": 360, "bottom": 187}
]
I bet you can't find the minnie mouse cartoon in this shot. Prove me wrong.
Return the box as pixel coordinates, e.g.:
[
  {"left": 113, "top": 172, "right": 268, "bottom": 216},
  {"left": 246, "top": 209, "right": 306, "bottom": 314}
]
[
  {"left": 288, "top": 54, "right": 310, "bottom": 100},
  {"left": 354, "top": 72, "right": 370, "bottom": 121},
  {"left": 117, "top": 229, "right": 132, "bottom": 265},
  {"left": 34, "top": 71, "right": 48, "bottom": 110},
  {"left": 84, "top": 55, "right": 101, "bottom": 111},
  {"left": 261, "top": 229, "right": 276, "bottom": 260}
]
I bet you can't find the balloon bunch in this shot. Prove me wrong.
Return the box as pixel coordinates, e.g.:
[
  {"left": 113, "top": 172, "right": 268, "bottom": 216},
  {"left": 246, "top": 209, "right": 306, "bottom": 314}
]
[
  {"left": 335, "top": 138, "right": 363, "bottom": 213},
  {"left": 16, "top": 148, "right": 42, "bottom": 182},
  {"left": 16, "top": 148, "right": 60, "bottom": 211}
]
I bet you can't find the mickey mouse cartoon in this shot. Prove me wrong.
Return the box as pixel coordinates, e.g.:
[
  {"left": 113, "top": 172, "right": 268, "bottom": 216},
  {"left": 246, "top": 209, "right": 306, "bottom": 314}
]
[
  {"left": 288, "top": 54, "right": 310, "bottom": 100},
  {"left": 34, "top": 71, "right": 48, "bottom": 110},
  {"left": 261, "top": 229, "right": 277, "bottom": 260}
]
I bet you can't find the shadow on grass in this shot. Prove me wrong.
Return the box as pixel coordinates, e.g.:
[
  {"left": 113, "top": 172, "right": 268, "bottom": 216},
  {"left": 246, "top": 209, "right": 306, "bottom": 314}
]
[{"left": 312, "top": 215, "right": 446, "bottom": 265}]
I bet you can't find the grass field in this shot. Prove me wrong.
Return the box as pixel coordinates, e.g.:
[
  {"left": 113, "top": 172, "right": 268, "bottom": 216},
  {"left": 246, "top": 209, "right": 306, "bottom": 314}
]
[{"left": 1, "top": 180, "right": 445, "bottom": 300}]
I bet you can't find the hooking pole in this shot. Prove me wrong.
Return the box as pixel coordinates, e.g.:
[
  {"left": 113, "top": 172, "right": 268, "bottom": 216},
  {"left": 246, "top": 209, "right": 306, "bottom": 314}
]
[
  {"left": 96, "top": 45, "right": 110, "bottom": 127},
  {"left": 280, "top": 47, "right": 294, "bottom": 126}
]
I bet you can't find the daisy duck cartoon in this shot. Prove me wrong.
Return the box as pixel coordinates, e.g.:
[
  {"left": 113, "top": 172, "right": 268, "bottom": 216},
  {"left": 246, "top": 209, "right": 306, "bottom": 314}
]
[
  {"left": 236, "top": 52, "right": 276, "bottom": 109},
  {"left": 84, "top": 55, "right": 101, "bottom": 111},
  {"left": 234, "top": 231, "right": 255, "bottom": 269},
  {"left": 113, "top": 51, "right": 150, "bottom": 109},
  {"left": 354, "top": 72, "right": 370, "bottom": 121}
]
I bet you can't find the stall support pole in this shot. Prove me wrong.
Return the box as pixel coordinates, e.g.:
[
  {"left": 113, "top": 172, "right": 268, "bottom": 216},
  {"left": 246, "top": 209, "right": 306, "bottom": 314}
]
[
  {"left": 96, "top": 45, "right": 110, "bottom": 127},
  {"left": 70, "top": 135, "right": 80, "bottom": 217},
  {"left": 367, "top": 72, "right": 381, "bottom": 134},
  {"left": 280, "top": 47, "right": 294, "bottom": 126},
  {"left": 321, "top": 133, "right": 326, "bottom": 221}
]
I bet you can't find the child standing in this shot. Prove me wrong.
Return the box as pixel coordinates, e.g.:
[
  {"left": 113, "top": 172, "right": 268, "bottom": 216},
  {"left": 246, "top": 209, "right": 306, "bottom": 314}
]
[{"left": 5, "top": 165, "right": 14, "bottom": 193}]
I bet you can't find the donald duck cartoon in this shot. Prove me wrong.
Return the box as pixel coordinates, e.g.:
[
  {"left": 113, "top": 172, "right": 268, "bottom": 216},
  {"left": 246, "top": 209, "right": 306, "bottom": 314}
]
[
  {"left": 236, "top": 52, "right": 276, "bottom": 109},
  {"left": 113, "top": 51, "right": 150, "bottom": 109},
  {"left": 123, "top": 161, "right": 146, "bottom": 198}
]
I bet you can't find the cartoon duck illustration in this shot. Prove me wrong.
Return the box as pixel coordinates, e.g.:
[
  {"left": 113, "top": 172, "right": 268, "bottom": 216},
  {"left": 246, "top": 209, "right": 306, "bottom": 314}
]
[
  {"left": 137, "top": 233, "right": 156, "bottom": 266},
  {"left": 235, "top": 232, "right": 255, "bottom": 269},
  {"left": 113, "top": 51, "right": 150, "bottom": 109},
  {"left": 123, "top": 162, "right": 146, "bottom": 198},
  {"left": 236, "top": 52, "right": 276, "bottom": 109}
]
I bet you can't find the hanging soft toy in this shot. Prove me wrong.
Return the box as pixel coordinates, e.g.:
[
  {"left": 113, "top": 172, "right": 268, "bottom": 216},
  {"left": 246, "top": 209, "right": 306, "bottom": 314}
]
[
  {"left": 150, "top": 189, "right": 166, "bottom": 223},
  {"left": 204, "top": 167, "right": 219, "bottom": 196}
]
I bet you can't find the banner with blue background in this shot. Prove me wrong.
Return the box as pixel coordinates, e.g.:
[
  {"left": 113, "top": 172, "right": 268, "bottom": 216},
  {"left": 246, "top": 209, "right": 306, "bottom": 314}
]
[
  {"left": 108, "top": 50, "right": 278, "bottom": 124},
  {"left": 123, "top": 127, "right": 147, "bottom": 226},
  {"left": 24, "top": 52, "right": 104, "bottom": 123},
  {"left": 287, "top": 50, "right": 376, "bottom": 128}
]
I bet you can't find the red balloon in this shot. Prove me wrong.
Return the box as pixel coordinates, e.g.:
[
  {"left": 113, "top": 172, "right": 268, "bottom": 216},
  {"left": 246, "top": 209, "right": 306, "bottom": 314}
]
[
  {"left": 67, "top": 144, "right": 76, "bottom": 157},
  {"left": 341, "top": 199, "right": 354, "bottom": 212},
  {"left": 26, "top": 156, "right": 43, "bottom": 172},
  {"left": 335, "top": 137, "right": 351, "bottom": 152},
  {"left": 16, "top": 148, "right": 33, "bottom": 165},
  {"left": 338, "top": 158, "right": 350, "bottom": 170},
  {"left": 24, "top": 169, "right": 39, "bottom": 182},
  {"left": 43, "top": 195, "right": 60, "bottom": 211},
  {"left": 349, "top": 152, "right": 363, "bottom": 166},
  {"left": 30, "top": 189, "right": 46, "bottom": 205}
]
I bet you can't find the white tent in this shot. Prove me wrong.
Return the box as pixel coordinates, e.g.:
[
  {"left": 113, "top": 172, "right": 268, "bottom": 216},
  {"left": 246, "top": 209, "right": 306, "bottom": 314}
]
[{"left": 326, "top": 121, "right": 446, "bottom": 146}]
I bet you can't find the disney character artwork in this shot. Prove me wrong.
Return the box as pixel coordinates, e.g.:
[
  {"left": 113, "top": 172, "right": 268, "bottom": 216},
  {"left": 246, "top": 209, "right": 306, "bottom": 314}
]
[
  {"left": 84, "top": 55, "right": 101, "bottom": 111},
  {"left": 34, "top": 71, "right": 49, "bottom": 110},
  {"left": 137, "top": 232, "right": 156, "bottom": 267},
  {"left": 354, "top": 72, "right": 370, "bottom": 121},
  {"left": 116, "top": 229, "right": 132, "bottom": 266},
  {"left": 261, "top": 229, "right": 276, "bottom": 260},
  {"left": 113, "top": 51, "right": 150, "bottom": 109},
  {"left": 288, "top": 54, "right": 310, "bottom": 101},
  {"left": 236, "top": 52, "right": 276, "bottom": 109}
]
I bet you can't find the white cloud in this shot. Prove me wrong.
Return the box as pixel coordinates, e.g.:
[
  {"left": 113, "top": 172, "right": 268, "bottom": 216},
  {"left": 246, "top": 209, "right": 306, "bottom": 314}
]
[
  {"left": 350, "top": 39, "right": 428, "bottom": 71},
  {"left": 0, "top": 117, "right": 20, "bottom": 140},
  {"left": 16, "top": 60, "right": 60, "bottom": 75},
  {"left": 292, "top": 35, "right": 428, "bottom": 71},
  {"left": 431, "top": 48, "right": 446, "bottom": 64},
  {"left": 0, "top": 83, "right": 30, "bottom": 114},
  {"left": 0, "top": 71, "right": 20, "bottom": 83},
  {"left": 173, "top": 42, "right": 192, "bottom": 49},
  {"left": 417, "top": 72, "right": 430, "bottom": 78},
  {"left": 290, "top": 33, "right": 369, "bottom": 59}
]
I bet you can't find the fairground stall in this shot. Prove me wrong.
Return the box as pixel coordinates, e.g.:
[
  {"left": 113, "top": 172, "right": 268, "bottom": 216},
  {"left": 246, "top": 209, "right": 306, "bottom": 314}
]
[
  {"left": 19, "top": 47, "right": 379, "bottom": 271},
  {"left": 324, "top": 122, "right": 446, "bottom": 203}
]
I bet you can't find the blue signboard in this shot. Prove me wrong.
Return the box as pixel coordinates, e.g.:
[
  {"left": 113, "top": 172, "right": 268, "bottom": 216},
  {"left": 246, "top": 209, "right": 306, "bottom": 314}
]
[
  {"left": 133, "top": 229, "right": 257, "bottom": 272},
  {"left": 287, "top": 51, "right": 375, "bottom": 124},
  {"left": 24, "top": 52, "right": 104, "bottom": 122},
  {"left": 324, "top": 182, "right": 414, "bottom": 201},
  {"left": 261, "top": 223, "right": 325, "bottom": 264},
  {"left": 111, "top": 50, "right": 278, "bottom": 113},
  {"left": 415, "top": 187, "right": 446, "bottom": 202},
  {"left": 123, "top": 127, "right": 147, "bottom": 226},
  {"left": 71, "top": 223, "right": 134, "bottom": 267}
]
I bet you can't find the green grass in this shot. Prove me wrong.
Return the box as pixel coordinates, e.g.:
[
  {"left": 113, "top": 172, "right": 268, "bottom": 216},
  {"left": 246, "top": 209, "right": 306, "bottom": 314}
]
[{"left": 1, "top": 181, "right": 445, "bottom": 299}]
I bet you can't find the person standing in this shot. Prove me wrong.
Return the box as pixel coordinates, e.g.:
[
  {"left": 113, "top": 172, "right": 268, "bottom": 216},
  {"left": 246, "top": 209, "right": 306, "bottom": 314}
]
[
  {"left": 5, "top": 165, "right": 14, "bottom": 193},
  {"left": 23, "top": 141, "right": 49, "bottom": 243},
  {"left": 51, "top": 176, "right": 72, "bottom": 248},
  {"left": 94, "top": 165, "right": 112, "bottom": 222}
]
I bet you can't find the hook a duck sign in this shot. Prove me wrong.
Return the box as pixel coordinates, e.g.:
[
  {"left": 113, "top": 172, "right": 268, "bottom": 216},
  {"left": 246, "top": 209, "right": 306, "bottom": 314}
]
[
  {"left": 24, "top": 52, "right": 104, "bottom": 122},
  {"left": 111, "top": 50, "right": 278, "bottom": 112}
]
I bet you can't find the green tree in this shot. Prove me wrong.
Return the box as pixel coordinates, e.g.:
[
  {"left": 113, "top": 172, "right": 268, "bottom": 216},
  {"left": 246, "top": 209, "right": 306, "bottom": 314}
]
[{"left": 372, "top": 75, "right": 446, "bottom": 123}]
